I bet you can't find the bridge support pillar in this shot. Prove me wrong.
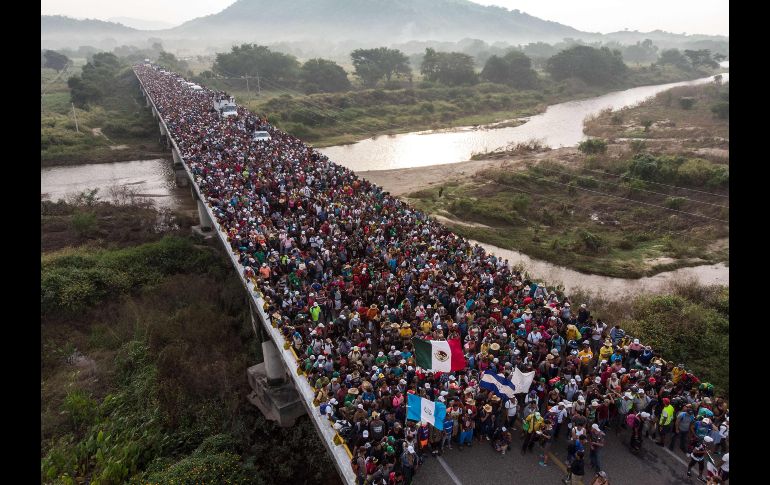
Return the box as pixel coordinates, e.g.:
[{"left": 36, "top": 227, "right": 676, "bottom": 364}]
[
  {"left": 196, "top": 199, "right": 214, "bottom": 231},
  {"left": 247, "top": 305, "right": 306, "bottom": 427}
]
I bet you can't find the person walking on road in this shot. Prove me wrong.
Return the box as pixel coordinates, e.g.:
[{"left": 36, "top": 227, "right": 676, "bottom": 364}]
[
  {"left": 563, "top": 450, "right": 586, "bottom": 485},
  {"left": 671, "top": 404, "right": 695, "bottom": 452},
  {"left": 589, "top": 423, "right": 605, "bottom": 471},
  {"left": 687, "top": 436, "right": 711, "bottom": 482},
  {"left": 657, "top": 398, "right": 675, "bottom": 446}
]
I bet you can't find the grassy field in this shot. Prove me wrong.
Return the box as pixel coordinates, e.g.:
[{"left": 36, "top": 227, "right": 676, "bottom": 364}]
[
  {"left": 404, "top": 148, "right": 728, "bottom": 278},
  {"left": 200, "top": 64, "right": 718, "bottom": 147},
  {"left": 584, "top": 80, "right": 729, "bottom": 155},
  {"left": 41, "top": 66, "right": 166, "bottom": 166},
  {"left": 41, "top": 201, "right": 337, "bottom": 484}
]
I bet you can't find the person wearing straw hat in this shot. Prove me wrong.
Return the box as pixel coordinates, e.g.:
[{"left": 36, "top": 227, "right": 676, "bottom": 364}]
[{"left": 479, "top": 403, "right": 495, "bottom": 442}]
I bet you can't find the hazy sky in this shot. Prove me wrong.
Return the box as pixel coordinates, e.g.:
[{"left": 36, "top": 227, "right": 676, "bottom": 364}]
[{"left": 41, "top": 0, "right": 729, "bottom": 36}]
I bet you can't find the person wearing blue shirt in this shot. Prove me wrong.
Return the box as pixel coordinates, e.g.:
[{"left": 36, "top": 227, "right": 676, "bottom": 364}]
[{"left": 442, "top": 416, "right": 454, "bottom": 451}]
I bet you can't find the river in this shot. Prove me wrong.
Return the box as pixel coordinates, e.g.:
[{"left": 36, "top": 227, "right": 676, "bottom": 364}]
[
  {"left": 41, "top": 159, "right": 196, "bottom": 211},
  {"left": 40, "top": 67, "right": 728, "bottom": 294},
  {"left": 319, "top": 70, "right": 728, "bottom": 171},
  {"left": 469, "top": 240, "right": 728, "bottom": 299}
]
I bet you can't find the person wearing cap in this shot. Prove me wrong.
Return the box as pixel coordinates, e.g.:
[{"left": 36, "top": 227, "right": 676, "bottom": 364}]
[
  {"left": 656, "top": 397, "right": 675, "bottom": 446},
  {"left": 536, "top": 418, "right": 554, "bottom": 466},
  {"left": 493, "top": 425, "right": 513, "bottom": 455},
  {"left": 457, "top": 408, "right": 475, "bottom": 449},
  {"left": 588, "top": 423, "right": 605, "bottom": 472},
  {"left": 687, "top": 436, "right": 710, "bottom": 480},
  {"left": 400, "top": 444, "right": 418, "bottom": 484}
]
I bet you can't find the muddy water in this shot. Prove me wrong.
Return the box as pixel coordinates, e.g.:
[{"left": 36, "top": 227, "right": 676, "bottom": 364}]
[
  {"left": 470, "top": 239, "right": 728, "bottom": 298},
  {"left": 40, "top": 159, "right": 196, "bottom": 211},
  {"left": 320, "top": 71, "right": 729, "bottom": 171}
]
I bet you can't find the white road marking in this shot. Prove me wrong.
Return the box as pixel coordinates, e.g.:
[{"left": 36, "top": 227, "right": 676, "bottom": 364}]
[{"left": 436, "top": 455, "right": 464, "bottom": 485}]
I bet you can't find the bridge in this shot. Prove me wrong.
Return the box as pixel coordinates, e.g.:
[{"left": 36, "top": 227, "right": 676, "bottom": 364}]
[
  {"left": 135, "top": 66, "right": 357, "bottom": 484},
  {"left": 133, "top": 65, "right": 722, "bottom": 485}
]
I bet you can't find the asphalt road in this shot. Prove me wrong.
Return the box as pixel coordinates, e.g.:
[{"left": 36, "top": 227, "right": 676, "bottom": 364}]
[{"left": 413, "top": 425, "right": 701, "bottom": 485}]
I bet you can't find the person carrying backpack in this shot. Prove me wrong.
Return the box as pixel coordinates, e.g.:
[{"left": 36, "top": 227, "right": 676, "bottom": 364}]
[{"left": 400, "top": 445, "right": 417, "bottom": 485}]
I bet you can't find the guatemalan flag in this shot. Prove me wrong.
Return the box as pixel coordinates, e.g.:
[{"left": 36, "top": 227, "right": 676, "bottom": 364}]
[
  {"left": 479, "top": 371, "right": 517, "bottom": 402},
  {"left": 412, "top": 337, "right": 466, "bottom": 372},
  {"left": 407, "top": 393, "right": 447, "bottom": 430}
]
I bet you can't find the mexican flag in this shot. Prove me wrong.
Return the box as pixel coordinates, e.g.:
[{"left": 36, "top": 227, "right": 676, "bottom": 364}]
[{"left": 412, "top": 337, "right": 466, "bottom": 372}]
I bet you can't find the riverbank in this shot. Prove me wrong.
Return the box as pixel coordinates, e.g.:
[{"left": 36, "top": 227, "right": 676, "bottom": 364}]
[{"left": 364, "top": 148, "right": 728, "bottom": 279}]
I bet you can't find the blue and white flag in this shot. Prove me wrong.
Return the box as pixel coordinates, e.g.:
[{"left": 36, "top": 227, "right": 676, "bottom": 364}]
[
  {"left": 480, "top": 371, "right": 517, "bottom": 402},
  {"left": 407, "top": 393, "right": 447, "bottom": 430}
]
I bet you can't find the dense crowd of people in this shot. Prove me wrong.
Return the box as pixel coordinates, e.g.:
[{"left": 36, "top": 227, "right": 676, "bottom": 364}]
[{"left": 135, "top": 64, "right": 729, "bottom": 485}]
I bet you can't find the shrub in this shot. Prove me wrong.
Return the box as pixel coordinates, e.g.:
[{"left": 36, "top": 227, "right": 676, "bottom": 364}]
[
  {"left": 71, "top": 211, "right": 97, "bottom": 237},
  {"left": 578, "top": 138, "right": 608, "bottom": 155},
  {"left": 629, "top": 139, "right": 646, "bottom": 154},
  {"left": 664, "top": 197, "right": 686, "bottom": 210},
  {"left": 578, "top": 229, "right": 603, "bottom": 253},
  {"left": 711, "top": 102, "right": 729, "bottom": 119},
  {"left": 678, "top": 97, "right": 695, "bottom": 109},
  {"left": 576, "top": 176, "right": 599, "bottom": 189}
]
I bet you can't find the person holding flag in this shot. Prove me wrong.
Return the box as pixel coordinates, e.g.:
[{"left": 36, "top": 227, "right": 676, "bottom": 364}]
[
  {"left": 479, "top": 370, "right": 517, "bottom": 402},
  {"left": 412, "top": 336, "right": 466, "bottom": 372},
  {"left": 407, "top": 393, "right": 446, "bottom": 431}
]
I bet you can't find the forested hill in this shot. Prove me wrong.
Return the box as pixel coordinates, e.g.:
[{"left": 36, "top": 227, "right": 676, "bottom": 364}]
[
  {"left": 169, "top": 0, "right": 581, "bottom": 44},
  {"left": 42, "top": 0, "right": 728, "bottom": 50}
]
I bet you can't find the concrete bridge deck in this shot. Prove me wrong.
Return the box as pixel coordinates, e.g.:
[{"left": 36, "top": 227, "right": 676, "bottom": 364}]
[{"left": 135, "top": 68, "right": 357, "bottom": 485}]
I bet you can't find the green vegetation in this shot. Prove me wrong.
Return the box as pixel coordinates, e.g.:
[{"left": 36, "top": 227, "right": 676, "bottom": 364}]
[
  {"left": 43, "top": 49, "right": 71, "bottom": 71},
  {"left": 405, "top": 153, "right": 728, "bottom": 278},
  {"left": 421, "top": 48, "right": 477, "bottom": 86},
  {"left": 41, "top": 236, "right": 220, "bottom": 315},
  {"left": 41, "top": 202, "right": 336, "bottom": 485},
  {"left": 41, "top": 55, "right": 164, "bottom": 166},
  {"left": 578, "top": 138, "right": 608, "bottom": 155},
  {"left": 570, "top": 281, "right": 729, "bottom": 394},
  {"left": 351, "top": 47, "right": 412, "bottom": 87},
  {"left": 480, "top": 50, "right": 538, "bottom": 89},
  {"left": 300, "top": 58, "right": 352, "bottom": 93},
  {"left": 584, "top": 81, "right": 729, "bottom": 151},
  {"left": 546, "top": 45, "right": 627, "bottom": 85},
  {"left": 213, "top": 43, "right": 301, "bottom": 86}
]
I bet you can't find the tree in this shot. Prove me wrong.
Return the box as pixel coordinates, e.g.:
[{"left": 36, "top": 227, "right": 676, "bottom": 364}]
[
  {"left": 684, "top": 49, "right": 719, "bottom": 69},
  {"left": 480, "top": 50, "right": 538, "bottom": 89},
  {"left": 350, "top": 47, "right": 411, "bottom": 88},
  {"left": 156, "top": 51, "right": 190, "bottom": 74},
  {"left": 68, "top": 52, "right": 123, "bottom": 107},
  {"left": 658, "top": 49, "right": 691, "bottom": 69},
  {"left": 299, "top": 58, "right": 351, "bottom": 93},
  {"left": 213, "top": 44, "right": 300, "bottom": 87},
  {"left": 622, "top": 39, "right": 658, "bottom": 65},
  {"left": 420, "top": 48, "right": 477, "bottom": 86},
  {"left": 43, "top": 50, "right": 70, "bottom": 71},
  {"left": 546, "top": 46, "right": 627, "bottom": 85}
]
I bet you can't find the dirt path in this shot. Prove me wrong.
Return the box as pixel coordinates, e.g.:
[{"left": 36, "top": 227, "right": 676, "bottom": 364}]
[{"left": 358, "top": 147, "right": 578, "bottom": 195}]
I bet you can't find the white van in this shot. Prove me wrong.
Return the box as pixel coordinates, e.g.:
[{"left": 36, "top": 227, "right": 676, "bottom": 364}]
[{"left": 253, "top": 131, "right": 271, "bottom": 142}]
